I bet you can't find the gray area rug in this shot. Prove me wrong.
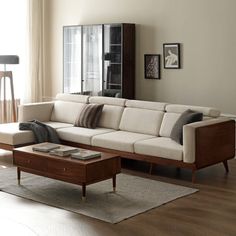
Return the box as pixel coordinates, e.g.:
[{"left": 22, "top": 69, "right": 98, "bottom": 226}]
[{"left": 0, "top": 168, "right": 198, "bottom": 223}]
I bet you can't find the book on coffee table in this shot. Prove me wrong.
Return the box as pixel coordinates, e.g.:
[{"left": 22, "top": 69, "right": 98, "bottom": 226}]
[
  {"left": 71, "top": 150, "right": 101, "bottom": 160},
  {"left": 32, "top": 143, "right": 60, "bottom": 153},
  {"left": 49, "top": 146, "right": 79, "bottom": 157}
]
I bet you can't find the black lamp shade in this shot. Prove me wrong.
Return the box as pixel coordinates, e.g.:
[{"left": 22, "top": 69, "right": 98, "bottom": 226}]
[{"left": 0, "top": 55, "right": 19, "bottom": 64}]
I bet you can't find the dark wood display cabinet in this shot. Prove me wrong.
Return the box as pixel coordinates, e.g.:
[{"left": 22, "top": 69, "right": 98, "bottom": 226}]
[{"left": 63, "top": 23, "right": 135, "bottom": 99}]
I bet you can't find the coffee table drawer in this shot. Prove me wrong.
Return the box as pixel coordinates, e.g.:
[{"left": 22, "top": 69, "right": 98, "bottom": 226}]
[
  {"left": 14, "top": 155, "right": 46, "bottom": 171},
  {"left": 47, "top": 160, "right": 85, "bottom": 180},
  {"left": 86, "top": 158, "right": 121, "bottom": 183}
]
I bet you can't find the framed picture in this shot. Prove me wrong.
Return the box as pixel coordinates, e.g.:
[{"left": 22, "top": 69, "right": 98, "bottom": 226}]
[
  {"left": 163, "top": 43, "right": 180, "bottom": 69},
  {"left": 144, "top": 54, "right": 161, "bottom": 79}
]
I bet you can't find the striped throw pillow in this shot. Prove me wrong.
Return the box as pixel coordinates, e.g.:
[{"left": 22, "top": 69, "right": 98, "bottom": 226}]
[{"left": 74, "top": 104, "right": 104, "bottom": 129}]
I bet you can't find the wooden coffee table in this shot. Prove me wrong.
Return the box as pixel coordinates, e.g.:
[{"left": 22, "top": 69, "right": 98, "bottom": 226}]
[{"left": 13, "top": 144, "right": 121, "bottom": 200}]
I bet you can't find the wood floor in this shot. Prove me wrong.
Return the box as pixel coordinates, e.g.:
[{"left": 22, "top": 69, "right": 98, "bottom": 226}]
[{"left": 0, "top": 150, "right": 236, "bottom": 236}]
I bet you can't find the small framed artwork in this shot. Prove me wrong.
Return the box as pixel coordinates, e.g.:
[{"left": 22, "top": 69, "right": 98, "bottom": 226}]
[
  {"left": 163, "top": 43, "right": 181, "bottom": 69},
  {"left": 144, "top": 54, "right": 161, "bottom": 79}
]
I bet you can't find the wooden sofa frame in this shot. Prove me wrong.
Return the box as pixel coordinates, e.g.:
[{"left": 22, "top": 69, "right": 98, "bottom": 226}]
[{"left": 0, "top": 119, "right": 235, "bottom": 182}]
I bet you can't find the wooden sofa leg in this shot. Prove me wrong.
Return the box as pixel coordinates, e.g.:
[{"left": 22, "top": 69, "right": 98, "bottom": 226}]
[
  {"left": 223, "top": 160, "right": 229, "bottom": 173},
  {"left": 149, "top": 163, "right": 153, "bottom": 174},
  {"left": 192, "top": 170, "right": 196, "bottom": 183}
]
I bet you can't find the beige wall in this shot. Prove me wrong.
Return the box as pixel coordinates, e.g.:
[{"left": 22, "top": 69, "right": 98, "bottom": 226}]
[{"left": 44, "top": 0, "right": 236, "bottom": 114}]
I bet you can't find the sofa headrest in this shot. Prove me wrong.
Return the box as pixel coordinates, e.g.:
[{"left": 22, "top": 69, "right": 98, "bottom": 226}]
[
  {"left": 89, "top": 96, "right": 126, "bottom": 107},
  {"left": 55, "top": 93, "right": 89, "bottom": 103},
  {"left": 125, "top": 100, "right": 167, "bottom": 111},
  {"left": 165, "top": 104, "right": 220, "bottom": 118}
]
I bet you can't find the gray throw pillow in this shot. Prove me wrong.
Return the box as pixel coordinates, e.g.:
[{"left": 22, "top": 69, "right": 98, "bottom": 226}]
[
  {"left": 170, "top": 109, "right": 203, "bottom": 145},
  {"left": 74, "top": 104, "right": 104, "bottom": 129}
]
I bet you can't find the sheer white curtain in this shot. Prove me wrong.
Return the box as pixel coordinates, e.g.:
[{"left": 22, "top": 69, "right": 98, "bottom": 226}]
[
  {"left": 0, "top": 0, "right": 27, "bottom": 123},
  {"left": 0, "top": 0, "right": 45, "bottom": 122},
  {"left": 26, "top": 0, "right": 45, "bottom": 103}
]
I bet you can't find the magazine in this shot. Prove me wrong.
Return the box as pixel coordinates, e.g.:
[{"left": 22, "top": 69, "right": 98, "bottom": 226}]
[
  {"left": 32, "top": 143, "right": 60, "bottom": 153},
  {"left": 49, "top": 146, "right": 79, "bottom": 157},
  {"left": 71, "top": 150, "right": 101, "bottom": 160}
]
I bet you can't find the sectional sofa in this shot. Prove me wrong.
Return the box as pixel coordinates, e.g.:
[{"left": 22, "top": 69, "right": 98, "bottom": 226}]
[{"left": 0, "top": 93, "right": 235, "bottom": 182}]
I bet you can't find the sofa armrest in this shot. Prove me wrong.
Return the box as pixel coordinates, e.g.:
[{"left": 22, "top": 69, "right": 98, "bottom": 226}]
[
  {"left": 183, "top": 118, "right": 235, "bottom": 166},
  {"left": 18, "top": 102, "right": 54, "bottom": 122}
]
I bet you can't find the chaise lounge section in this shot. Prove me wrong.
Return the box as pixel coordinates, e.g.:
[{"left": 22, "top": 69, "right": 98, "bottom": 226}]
[{"left": 0, "top": 93, "right": 235, "bottom": 182}]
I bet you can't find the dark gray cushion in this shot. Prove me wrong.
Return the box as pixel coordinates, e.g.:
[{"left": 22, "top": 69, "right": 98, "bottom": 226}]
[
  {"left": 170, "top": 109, "right": 203, "bottom": 145},
  {"left": 74, "top": 104, "right": 104, "bottom": 129}
]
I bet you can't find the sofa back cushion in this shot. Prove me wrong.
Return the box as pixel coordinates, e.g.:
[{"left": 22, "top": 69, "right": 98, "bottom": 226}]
[
  {"left": 18, "top": 102, "right": 54, "bottom": 122},
  {"left": 125, "top": 100, "right": 167, "bottom": 111},
  {"left": 119, "top": 108, "right": 164, "bottom": 135},
  {"left": 55, "top": 93, "right": 89, "bottom": 103},
  {"left": 89, "top": 96, "right": 126, "bottom": 130},
  {"left": 119, "top": 100, "right": 167, "bottom": 136},
  {"left": 165, "top": 104, "right": 220, "bottom": 118},
  {"left": 50, "top": 94, "right": 89, "bottom": 124},
  {"left": 98, "top": 105, "right": 124, "bottom": 130},
  {"left": 159, "top": 104, "right": 220, "bottom": 137},
  {"left": 159, "top": 113, "right": 181, "bottom": 137},
  {"left": 89, "top": 96, "right": 126, "bottom": 107},
  {"left": 51, "top": 101, "right": 85, "bottom": 124}
]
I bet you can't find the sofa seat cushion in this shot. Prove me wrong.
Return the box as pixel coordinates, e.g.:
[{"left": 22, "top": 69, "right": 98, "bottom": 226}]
[
  {"left": 0, "top": 123, "right": 34, "bottom": 145},
  {"left": 134, "top": 137, "right": 183, "bottom": 161},
  {"left": 57, "top": 127, "right": 114, "bottom": 145},
  {"left": 45, "top": 121, "right": 73, "bottom": 129},
  {"left": 92, "top": 131, "right": 155, "bottom": 153},
  {"left": 0, "top": 122, "right": 74, "bottom": 146}
]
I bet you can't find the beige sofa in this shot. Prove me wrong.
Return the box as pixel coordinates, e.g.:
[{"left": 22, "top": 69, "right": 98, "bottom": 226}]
[{"left": 0, "top": 93, "right": 235, "bottom": 182}]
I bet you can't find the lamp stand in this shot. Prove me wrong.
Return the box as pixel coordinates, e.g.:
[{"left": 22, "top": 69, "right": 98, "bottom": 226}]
[{"left": 0, "top": 71, "right": 17, "bottom": 122}]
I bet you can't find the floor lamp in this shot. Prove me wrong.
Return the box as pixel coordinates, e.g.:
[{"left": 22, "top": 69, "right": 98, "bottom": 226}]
[{"left": 0, "top": 55, "right": 19, "bottom": 123}]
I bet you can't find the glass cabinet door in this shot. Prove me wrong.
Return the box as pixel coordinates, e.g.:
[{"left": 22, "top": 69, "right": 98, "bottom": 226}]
[
  {"left": 103, "top": 24, "right": 122, "bottom": 97},
  {"left": 63, "top": 26, "right": 82, "bottom": 93},
  {"left": 82, "top": 25, "right": 103, "bottom": 96}
]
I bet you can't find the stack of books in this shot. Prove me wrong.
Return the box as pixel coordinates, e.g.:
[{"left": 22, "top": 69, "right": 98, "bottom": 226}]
[
  {"left": 49, "top": 146, "right": 79, "bottom": 157},
  {"left": 32, "top": 143, "right": 101, "bottom": 159},
  {"left": 71, "top": 149, "right": 101, "bottom": 160},
  {"left": 32, "top": 143, "right": 60, "bottom": 153}
]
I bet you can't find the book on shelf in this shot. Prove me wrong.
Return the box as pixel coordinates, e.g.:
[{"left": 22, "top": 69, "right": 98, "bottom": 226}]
[
  {"left": 71, "top": 150, "right": 101, "bottom": 160},
  {"left": 49, "top": 146, "right": 79, "bottom": 157},
  {"left": 32, "top": 143, "right": 60, "bottom": 153}
]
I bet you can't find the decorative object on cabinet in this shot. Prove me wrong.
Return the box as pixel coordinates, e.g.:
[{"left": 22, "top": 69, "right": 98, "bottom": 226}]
[
  {"left": 63, "top": 23, "right": 135, "bottom": 99},
  {"left": 144, "top": 54, "right": 161, "bottom": 79},
  {"left": 163, "top": 43, "right": 181, "bottom": 69}
]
